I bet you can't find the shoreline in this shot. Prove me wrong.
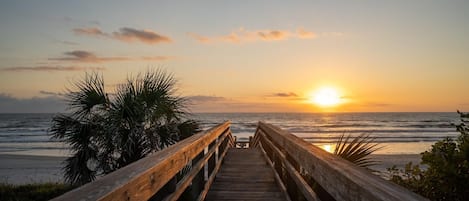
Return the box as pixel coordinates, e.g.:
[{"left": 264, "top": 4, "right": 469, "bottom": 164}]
[{"left": 0, "top": 153, "right": 423, "bottom": 185}]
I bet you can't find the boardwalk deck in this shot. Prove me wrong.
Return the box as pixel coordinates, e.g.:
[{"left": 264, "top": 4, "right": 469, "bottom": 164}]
[
  {"left": 206, "top": 148, "right": 287, "bottom": 201},
  {"left": 52, "top": 121, "right": 427, "bottom": 201}
]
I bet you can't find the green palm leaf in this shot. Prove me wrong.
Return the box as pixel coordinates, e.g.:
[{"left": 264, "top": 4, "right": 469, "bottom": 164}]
[
  {"left": 51, "top": 69, "right": 200, "bottom": 185},
  {"left": 334, "top": 133, "right": 383, "bottom": 168}
]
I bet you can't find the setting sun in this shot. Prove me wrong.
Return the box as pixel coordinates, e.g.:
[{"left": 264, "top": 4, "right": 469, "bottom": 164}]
[{"left": 310, "top": 87, "right": 342, "bottom": 107}]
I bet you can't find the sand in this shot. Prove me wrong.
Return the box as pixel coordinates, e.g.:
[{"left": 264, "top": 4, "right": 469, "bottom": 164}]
[
  {"left": 0, "top": 154, "right": 66, "bottom": 185},
  {"left": 0, "top": 153, "right": 423, "bottom": 185},
  {"left": 369, "top": 154, "right": 422, "bottom": 172}
]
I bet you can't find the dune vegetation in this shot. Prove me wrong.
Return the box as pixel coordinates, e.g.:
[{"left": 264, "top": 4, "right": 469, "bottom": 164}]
[
  {"left": 387, "top": 111, "right": 469, "bottom": 201},
  {"left": 0, "top": 183, "right": 74, "bottom": 201}
]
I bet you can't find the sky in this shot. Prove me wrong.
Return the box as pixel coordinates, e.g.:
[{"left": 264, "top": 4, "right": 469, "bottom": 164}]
[{"left": 1, "top": 0, "right": 468, "bottom": 113}]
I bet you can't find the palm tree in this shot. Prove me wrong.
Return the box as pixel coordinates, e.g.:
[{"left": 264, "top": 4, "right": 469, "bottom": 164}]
[
  {"left": 334, "top": 133, "right": 382, "bottom": 168},
  {"left": 51, "top": 70, "right": 200, "bottom": 185}
]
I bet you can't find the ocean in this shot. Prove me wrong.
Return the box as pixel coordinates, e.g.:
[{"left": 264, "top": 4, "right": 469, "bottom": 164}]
[{"left": 0, "top": 113, "right": 461, "bottom": 156}]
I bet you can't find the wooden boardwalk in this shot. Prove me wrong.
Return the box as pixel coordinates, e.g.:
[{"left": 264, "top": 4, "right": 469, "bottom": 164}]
[
  {"left": 206, "top": 148, "right": 287, "bottom": 201},
  {"left": 52, "top": 121, "right": 428, "bottom": 201}
]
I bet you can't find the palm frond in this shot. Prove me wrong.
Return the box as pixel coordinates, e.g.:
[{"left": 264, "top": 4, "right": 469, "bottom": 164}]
[
  {"left": 65, "top": 73, "right": 108, "bottom": 118},
  {"left": 51, "top": 69, "right": 200, "bottom": 186},
  {"left": 63, "top": 149, "right": 98, "bottom": 185},
  {"left": 178, "top": 120, "right": 201, "bottom": 140},
  {"left": 334, "top": 133, "right": 383, "bottom": 168}
]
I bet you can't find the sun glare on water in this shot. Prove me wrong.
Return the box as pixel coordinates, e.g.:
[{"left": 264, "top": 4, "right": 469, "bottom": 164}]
[
  {"left": 310, "top": 87, "right": 342, "bottom": 107},
  {"left": 322, "top": 144, "right": 334, "bottom": 153}
]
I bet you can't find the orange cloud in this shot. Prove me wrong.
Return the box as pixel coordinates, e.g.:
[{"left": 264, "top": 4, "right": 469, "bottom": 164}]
[
  {"left": 271, "top": 92, "right": 298, "bottom": 97},
  {"left": 189, "top": 28, "right": 316, "bottom": 43},
  {"left": 257, "top": 30, "right": 289, "bottom": 40},
  {"left": 297, "top": 28, "right": 317, "bottom": 39},
  {"left": 220, "top": 33, "right": 241, "bottom": 43},
  {"left": 187, "top": 95, "right": 227, "bottom": 103},
  {"left": 112, "top": 27, "right": 172, "bottom": 44},
  {"left": 49, "top": 50, "right": 129, "bottom": 63},
  {"left": 48, "top": 50, "right": 172, "bottom": 63},
  {"left": 73, "top": 27, "right": 172, "bottom": 45},
  {"left": 73, "top": 27, "right": 107, "bottom": 37}
]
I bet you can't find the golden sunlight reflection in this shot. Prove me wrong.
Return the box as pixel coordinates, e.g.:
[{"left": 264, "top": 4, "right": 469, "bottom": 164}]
[{"left": 321, "top": 144, "right": 334, "bottom": 153}]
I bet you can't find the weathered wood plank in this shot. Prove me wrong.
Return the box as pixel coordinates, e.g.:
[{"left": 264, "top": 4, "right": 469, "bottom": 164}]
[
  {"left": 163, "top": 129, "right": 231, "bottom": 201},
  {"left": 206, "top": 148, "right": 288, "bottom": 201},
  {"left": 258, "top": 130, "right": 319, "bottom": 201},
  {"left": 206, "top": 191, "right": 285, "bottom": 201},
  {"left": 52, "top": 121, "right": 231, "bottom": 201},
  {"left": 196, "top": 131, "right": 232, "bottom": 201},
  {"left": 257, "top": 143, "right": 293, "bottom": 201},
  {"left": 256, "top": 122, "right": 428, "bottom": 201}
]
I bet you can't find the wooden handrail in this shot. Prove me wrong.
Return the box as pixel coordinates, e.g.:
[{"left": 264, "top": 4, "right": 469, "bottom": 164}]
[
  {"left": 52, "top": 121, "right": 234, "bottom": 201},
  {"left": 253, "top": 122, "right": 428, "bottom": 201}
]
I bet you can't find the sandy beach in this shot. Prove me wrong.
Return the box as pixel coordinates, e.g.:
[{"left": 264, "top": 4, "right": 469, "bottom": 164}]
[
  {"left": 0, "top": 154, "right": 66, "bottom": 185},
  {"left": 0, "top": 153, "right": 422, "bottom": 185},
  {"left": 369, "top": 154, "right": 422, "bottom": 172}
]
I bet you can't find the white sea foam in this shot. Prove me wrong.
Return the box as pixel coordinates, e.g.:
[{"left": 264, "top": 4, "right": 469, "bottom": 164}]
[{"left": 0, "top": 112, "right": 461, "bottom": 156}]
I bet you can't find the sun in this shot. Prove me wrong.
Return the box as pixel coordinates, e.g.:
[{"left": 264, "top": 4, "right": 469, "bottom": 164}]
[{"left": 309, "top": 87, "right": 342, "bottom": 107}]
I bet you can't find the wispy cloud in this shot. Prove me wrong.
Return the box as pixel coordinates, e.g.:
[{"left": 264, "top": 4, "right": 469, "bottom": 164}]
[
  {"left": 2, "top": 65, "right": 106, "bottom": 72},
  {"left": 49, "top": 50, "right": 129, "bottom": 63},
  {"left": 257, "top": 30, "right": 289, "bottom": 41},
  {"left": 187, "top": 95, "right": 227, "bottom": 103},
  {"left": 188, "top": 27, "right": 317, "bottom": 44},
  {"left": 49, "top": 50, "right": 173, "bottom": 63},
  {"left": 73, "top": 27, "right": 107, "bottom": 37},
  {"left": 73, "top": 27, "right": 172, "bottom": 45},
  {"left": 113, "top": 27, "right": 172, "bottom": 44},
  {"left": 297, "top": 28, "right": 317, "bottom": 39},
  {"left": 270, "top": 92, "right": 298, "bottom": 97},
  {"left": 141, "top": 56, "right": 172, "bottom": 61},
  {"left": 54, "top": 40, "right": 79, "bottom": 45},
  {"left": 39, "top": 90, "right": 65, "bottom": 96}
]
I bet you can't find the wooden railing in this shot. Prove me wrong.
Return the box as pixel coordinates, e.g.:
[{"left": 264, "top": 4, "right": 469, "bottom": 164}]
[
  {"left": 251, "top": 122, "right": 428, "bottom": 201},
  {"left": 52, "top": 121, "right": 234, "bottom": 201}
]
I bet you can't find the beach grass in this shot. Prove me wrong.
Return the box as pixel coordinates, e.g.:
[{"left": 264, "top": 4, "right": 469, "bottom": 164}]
[{"left": 0, "top": 182, "right": 74, "bottom": 201}]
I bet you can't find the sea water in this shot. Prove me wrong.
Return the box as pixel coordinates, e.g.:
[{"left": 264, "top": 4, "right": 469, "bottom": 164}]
[
  {"left": 0, "top": 113, "right": 461, "bottom": 156},
  {"left": 194, "top": 112, "right": 460, "bottom": 154}
]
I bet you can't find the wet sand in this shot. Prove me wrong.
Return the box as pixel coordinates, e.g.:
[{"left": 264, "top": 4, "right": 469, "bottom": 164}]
[{"left": 0, "top": 154, "right": 66, "bottom": 185}]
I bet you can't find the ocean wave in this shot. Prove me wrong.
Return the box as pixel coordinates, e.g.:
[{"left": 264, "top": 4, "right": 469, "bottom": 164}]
[
  {"left": 0, "top": 133, "right": 48, "bottom": 137},
  {"left": 0, "top": 112, "right": 462, "bottom": 155},
  {"left": 0, "top": 139, "right": 58, "bottom": 143},
  {"left": 283, "top": 128, "right": 456, "bottom": 134},
  {"left": 303, "top": 136, "right": 457, "bottom": 143},
  {"left": 395, "top": 123, "right": 453, "bottom": 128}
]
